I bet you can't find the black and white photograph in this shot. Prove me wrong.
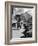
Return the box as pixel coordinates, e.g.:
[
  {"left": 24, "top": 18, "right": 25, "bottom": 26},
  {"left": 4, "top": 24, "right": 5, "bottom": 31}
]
[
  {"left": 5, "top": 2, "right": 37, "bottom": 44},
  {"left": 12, "top": 7, "right": 32, "bottom": 38}
]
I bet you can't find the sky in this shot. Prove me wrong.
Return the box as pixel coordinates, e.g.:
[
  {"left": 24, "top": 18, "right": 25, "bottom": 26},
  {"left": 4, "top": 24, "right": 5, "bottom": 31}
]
[{"left": 12, "top": 7, "right": 33, "bottom": 16}]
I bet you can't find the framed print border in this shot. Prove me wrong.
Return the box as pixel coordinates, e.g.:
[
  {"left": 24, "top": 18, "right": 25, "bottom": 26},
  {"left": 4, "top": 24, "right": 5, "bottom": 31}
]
[{"left": 5, "top": 1, "right": 37, "bottom": 45}]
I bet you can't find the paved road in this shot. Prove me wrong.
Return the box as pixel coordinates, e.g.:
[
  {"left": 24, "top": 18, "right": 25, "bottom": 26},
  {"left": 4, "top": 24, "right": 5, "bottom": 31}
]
[{"left": 12, "top": 28, "right": 25, "bottom": 38}]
